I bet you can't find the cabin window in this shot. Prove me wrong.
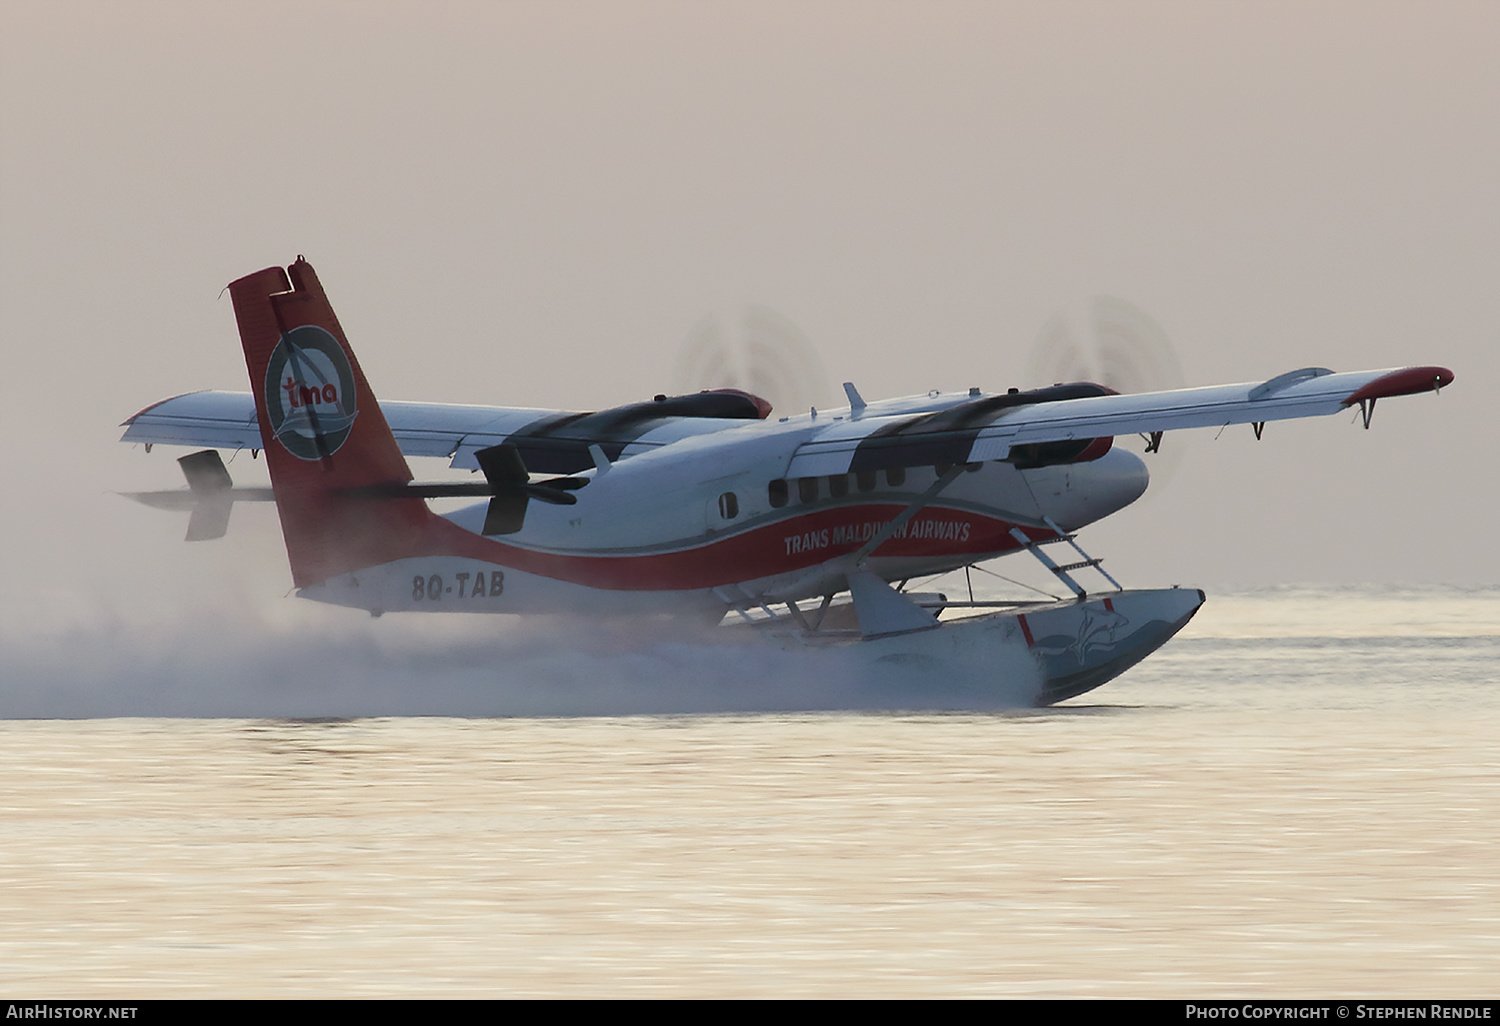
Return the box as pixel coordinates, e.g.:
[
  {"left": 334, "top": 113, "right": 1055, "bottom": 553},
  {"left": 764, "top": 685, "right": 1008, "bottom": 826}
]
[
  {"left": 827, "top": 474, "right": 849, "bottom": 498},
  {"left": 856, "top": 470, "right": 877, "bottom": 492},
  {"left": 886, "top": 467, "right": 906, "bottom": 487},
  {"left": 768, "top": 479, "right": 788, "bottom": 508},
  {"left": 718, "top": 492, "right": 739, "bottom": 519},
  {"left": 798, "top": 477, "right": 819, "bottom": 503}
]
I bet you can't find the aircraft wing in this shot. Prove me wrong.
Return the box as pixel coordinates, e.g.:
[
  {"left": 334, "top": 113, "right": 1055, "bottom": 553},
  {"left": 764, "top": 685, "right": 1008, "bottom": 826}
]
[
  {"left": 121, "top": 388, "right": 769, "bottom": 472},
  {"left": 121, "top": 390, "right": 558, "bottom": 460},
  {"left": 786, "top": 365, "right": 1454, "bottom": 477}
]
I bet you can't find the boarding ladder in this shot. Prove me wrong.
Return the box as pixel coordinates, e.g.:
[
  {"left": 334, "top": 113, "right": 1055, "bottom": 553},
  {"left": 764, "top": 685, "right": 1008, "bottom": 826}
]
[{"left": 1008, "top": 517, "right": 1122, "bottom": 600}]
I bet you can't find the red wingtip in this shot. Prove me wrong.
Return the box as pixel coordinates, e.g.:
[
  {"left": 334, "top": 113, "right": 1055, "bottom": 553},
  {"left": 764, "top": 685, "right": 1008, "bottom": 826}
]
[
  {"left": 121, "top": 390, "right": 208, "bottom": 426},
  {"left": 1342, "top": 366, "right": 1455, "bottom": 406}
]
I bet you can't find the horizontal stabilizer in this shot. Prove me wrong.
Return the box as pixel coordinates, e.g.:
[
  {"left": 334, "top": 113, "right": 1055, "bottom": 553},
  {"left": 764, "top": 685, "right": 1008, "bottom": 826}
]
[
  {"left": 471, "top": 443, "right": 581, "bottom": 535},
  {"left": 122, "top": 486, "right": 275, "bottom": 511},
  {"left": 118, "top": 449, "right": 272, "bottom": 540}
]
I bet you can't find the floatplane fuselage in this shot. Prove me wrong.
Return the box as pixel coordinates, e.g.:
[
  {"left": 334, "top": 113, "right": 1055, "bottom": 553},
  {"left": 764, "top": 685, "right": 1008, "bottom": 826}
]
[{"left": 121, "top": 258, "right": 1453, "bottom": 703}]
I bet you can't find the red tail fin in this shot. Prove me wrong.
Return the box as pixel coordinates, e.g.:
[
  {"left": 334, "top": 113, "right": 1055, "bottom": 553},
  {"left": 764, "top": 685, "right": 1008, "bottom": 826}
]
[{"left": 230, "top": 257, "right": 441, "bottom": 587}]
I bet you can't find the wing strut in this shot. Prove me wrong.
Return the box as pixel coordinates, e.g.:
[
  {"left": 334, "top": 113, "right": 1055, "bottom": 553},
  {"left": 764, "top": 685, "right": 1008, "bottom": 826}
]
[
  {"left": 819, "top": 463, "right": 969, "bottom": 638},
  {"left": 848, "top": 464, "right": 969, "bottom": 567}
]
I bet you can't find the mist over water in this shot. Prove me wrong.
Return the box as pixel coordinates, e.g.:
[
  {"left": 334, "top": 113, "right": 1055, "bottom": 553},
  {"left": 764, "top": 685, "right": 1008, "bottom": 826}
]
[
  {"left": 0, "top": 601, "right": 1045, "bottom": 720},
  {"left": 3, "top": 583, "right": 1492, "bottom": 720}
]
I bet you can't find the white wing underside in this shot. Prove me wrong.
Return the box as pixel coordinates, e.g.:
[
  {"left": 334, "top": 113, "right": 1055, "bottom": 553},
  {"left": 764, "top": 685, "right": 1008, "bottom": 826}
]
[
  {"left": 121, "top": 365, "right": 1449, "bottom": 473},
  {"left": 785, "top": 366, "right": 1447, "bottom": 477},
  {"left": 121, "top": 392, "right": 569, "bottom": 465}
]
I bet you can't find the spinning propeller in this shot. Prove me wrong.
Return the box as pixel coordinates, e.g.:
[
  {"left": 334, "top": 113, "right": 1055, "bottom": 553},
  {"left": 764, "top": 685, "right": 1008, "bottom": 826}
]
[
  {"left": 1024, "top": 295, "right": 1188, "bottom": 486},
  {"left": 671, "top": 305, "right": 833, "bottom": 417}
]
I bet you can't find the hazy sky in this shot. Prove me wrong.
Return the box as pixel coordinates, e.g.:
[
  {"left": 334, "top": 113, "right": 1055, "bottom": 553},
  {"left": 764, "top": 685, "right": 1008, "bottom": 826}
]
[{"left": 2, "top": 0, "right": 1496, "bottom": 637}]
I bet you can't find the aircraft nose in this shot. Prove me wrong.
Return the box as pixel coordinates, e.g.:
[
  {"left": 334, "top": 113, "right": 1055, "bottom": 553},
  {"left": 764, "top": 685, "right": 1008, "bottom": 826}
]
[{"left": 1024, "top": 446, "right": 1149, "bottom": 532}]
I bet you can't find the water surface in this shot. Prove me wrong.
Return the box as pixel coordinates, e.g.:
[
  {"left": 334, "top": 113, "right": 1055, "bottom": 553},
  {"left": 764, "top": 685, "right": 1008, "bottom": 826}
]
[{"left": 2, "top": 586, "right": 1496, "bottom": 997}]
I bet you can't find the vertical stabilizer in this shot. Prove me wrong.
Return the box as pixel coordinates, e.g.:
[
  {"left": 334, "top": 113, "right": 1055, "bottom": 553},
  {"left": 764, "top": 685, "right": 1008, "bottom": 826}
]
[{"left": 230, "top": 257, "right": 442, "bottom": 587}]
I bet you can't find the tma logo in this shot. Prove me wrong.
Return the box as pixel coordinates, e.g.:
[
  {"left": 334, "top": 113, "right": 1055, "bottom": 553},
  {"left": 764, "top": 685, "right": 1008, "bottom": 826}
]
[{"left": 264, "top": 325, "right": 359, "bottom": 460}]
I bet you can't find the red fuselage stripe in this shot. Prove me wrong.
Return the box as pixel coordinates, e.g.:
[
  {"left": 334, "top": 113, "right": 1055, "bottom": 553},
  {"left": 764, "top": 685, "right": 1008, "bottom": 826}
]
[{"left": 418, "top": 503, "right": 1052, "bottom": 592}]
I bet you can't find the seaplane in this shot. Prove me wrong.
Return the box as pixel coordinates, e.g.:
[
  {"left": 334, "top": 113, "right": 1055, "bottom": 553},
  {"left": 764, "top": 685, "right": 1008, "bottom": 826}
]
[{"left": 120, "top": 257, "right": 1454, "bottom": 705}]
